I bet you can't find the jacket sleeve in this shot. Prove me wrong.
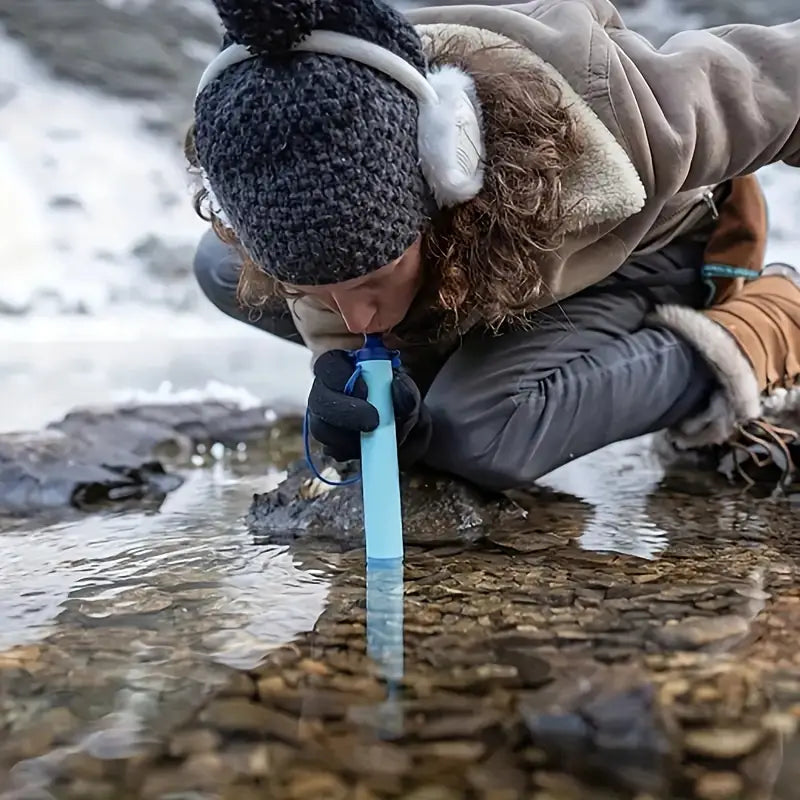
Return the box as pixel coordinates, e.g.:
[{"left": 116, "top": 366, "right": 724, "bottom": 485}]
[
  {"left": 410, "top": 0, "right": 799, "bottom": 194},
  {"left": 604, "top": 15, "right": 800, "bottom": 192}
]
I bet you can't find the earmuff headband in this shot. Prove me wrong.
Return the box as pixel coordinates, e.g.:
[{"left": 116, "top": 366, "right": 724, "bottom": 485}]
[
  {"left": 196, "top": 30, "right": 439, "bottom": 106},
  {"left": 195, "top": 27, "right": 484, "bottom": 209}
]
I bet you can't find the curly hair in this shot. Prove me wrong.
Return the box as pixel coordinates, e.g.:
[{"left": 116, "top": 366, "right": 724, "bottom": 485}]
[
  {"left": 422, "top": 38, "right": 583, "bottom": 332},
  {"left": 185, "top": 37, "right": 583, "bottom": 333}
]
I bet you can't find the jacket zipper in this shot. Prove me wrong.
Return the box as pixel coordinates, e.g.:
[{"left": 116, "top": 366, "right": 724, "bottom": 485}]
[
  {"left": 633, "top": 187, "right": 722, "bottom": 255},
  {"left": 702, "top": 189, "right": 720, "bottom": 221}
]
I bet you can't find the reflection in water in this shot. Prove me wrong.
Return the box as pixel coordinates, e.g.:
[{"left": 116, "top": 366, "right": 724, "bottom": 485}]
[
  {"left": 366, "top": 559, "right": 405, "bottom": 683},
  {"left": 541, "top": 438, "right": 671, "bottom": 559},
  {"left": 366, "top": 558, "right": 405, "bottom": 740}
]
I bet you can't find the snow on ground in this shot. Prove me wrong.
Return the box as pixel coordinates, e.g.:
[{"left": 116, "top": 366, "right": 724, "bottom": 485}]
[{"left": 0, "top": 33, "right": 205, "bottom": 314}]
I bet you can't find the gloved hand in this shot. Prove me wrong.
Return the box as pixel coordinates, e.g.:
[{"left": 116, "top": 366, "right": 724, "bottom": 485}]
[{"left": 307, "top": 349, "right": 432, "bottom": 467}]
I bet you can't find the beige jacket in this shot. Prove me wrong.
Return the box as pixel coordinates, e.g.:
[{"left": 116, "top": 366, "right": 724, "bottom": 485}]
[{"left": 290, "top": 0, "right": 800, "bottom": 361}]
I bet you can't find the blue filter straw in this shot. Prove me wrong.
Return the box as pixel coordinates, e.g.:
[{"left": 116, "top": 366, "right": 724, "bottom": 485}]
[
  {"left": 366, "top": 556, "right": 404, "bottom": 738},
  {"left": 354, "top": 335, "right": 404, "bottom": 561},
  {"left": 366, "top": 557, "right": 404, "bottom": 682}
]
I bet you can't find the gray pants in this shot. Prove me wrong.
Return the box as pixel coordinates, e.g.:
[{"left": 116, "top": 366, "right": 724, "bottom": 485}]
[{"left": 194, "top": 230, "right": 716, "bottom": 489}]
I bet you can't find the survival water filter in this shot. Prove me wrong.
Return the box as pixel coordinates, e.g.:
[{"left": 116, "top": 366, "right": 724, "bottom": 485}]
[{"left": 353, "top": 334, "right": 404, "bottom": 562}]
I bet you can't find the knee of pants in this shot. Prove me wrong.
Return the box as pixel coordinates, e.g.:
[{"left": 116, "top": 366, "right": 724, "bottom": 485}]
[
  {"left": 423, "top": 386, "right": 546, "bottom": 492},
  {"left": 193, "top": 229, "right": 241, "bottom": 317}
]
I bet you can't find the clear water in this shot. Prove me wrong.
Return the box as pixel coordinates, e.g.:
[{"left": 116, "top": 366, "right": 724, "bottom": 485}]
[
  {"left": 0, "top": 466, "right": 332, "bottom": 789},
  {"left": 1, "top": 442, "right": 799, "bottom": 799}
]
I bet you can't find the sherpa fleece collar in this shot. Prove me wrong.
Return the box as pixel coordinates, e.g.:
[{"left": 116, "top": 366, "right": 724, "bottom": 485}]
[{"left": 416, "top": 23, "right": 647, "bottom": 234}]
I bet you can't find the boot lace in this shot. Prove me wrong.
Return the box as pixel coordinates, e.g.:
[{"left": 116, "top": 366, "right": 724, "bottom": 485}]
[{"left": 719, "top": 418, "right": 800, "bottom": 489}]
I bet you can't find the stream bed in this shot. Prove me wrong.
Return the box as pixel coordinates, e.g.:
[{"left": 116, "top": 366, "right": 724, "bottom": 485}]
[{"left": 1, "top": 433, "right": 799, "bottom": 800}]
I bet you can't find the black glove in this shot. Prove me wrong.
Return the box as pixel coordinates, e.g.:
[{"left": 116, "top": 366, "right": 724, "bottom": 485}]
[{"left": 307, "top": 349, "right": 432, "bottom": 467}]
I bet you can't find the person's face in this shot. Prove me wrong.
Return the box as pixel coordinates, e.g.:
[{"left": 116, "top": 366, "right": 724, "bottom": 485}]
[{"left": 288, "top": 237, "right": 424, "bottom": 335}]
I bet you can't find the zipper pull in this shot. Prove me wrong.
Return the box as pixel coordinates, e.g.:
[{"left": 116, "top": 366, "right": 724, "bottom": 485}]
[{"left": 703, "top": 189, "right": 719, "bottom": 220}]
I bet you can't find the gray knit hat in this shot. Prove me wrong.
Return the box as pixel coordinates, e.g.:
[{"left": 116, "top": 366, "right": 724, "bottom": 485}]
[{"left": 194, "top": 0, "right": 432, "bottom": 285}]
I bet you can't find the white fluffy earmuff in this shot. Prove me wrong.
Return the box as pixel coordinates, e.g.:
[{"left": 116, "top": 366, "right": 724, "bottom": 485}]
[{"left": 195, "top": 30, "right": 485, "bottom": 208}]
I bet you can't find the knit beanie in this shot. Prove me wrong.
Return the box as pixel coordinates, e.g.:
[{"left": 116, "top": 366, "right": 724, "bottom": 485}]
[{"left": 194, "top": 0, "right": 432, "bottom": 286}]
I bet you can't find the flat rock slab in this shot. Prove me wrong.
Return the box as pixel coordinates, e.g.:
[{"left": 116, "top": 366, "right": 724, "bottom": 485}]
[
  {"left": 0, "top": 402, "right": 301, "bottom": 516},
  {"left": 51, "top": 402, "right": 282, "bottom": 459}
]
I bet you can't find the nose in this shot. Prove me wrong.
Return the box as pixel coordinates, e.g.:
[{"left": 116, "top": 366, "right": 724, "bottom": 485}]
[{"left": 333, "top": 293, "right": 380, "bottom": 334}]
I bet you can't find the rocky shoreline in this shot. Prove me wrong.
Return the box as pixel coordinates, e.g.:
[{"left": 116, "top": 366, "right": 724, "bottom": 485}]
[
  {"left": 2, "top": 402, "right": 800, "bottom": 799},
  {"left": 0, "top": 398, "right": 542, "bottom": 530},
  {"left": 0, "top": 401, "right": 303, "bottom": 516}
]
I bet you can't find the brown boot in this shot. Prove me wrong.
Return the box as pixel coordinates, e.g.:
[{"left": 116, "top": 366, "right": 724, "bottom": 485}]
[
  {"left": 651, "top": 264, "right": 800, "bottom": 482},
  {"left": 701, "top": 174, "right": 768, "bottom": 304}
]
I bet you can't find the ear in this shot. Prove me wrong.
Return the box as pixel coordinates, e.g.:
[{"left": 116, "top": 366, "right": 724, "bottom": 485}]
[{"left": 417, "top": 64, "right": 485, "bottom": 208}]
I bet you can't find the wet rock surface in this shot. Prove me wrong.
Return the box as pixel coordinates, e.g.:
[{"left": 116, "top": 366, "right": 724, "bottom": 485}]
[
  {"left": 0, "top": 403, "right": 302, "bottom": 515},
  {"left": 246, "top": 455, "right": 529, "bottom": 550}
]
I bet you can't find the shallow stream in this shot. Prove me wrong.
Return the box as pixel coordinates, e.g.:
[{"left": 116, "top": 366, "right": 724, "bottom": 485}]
[{"left": 1, "top": 437, "right": 799, "bottom": 799}]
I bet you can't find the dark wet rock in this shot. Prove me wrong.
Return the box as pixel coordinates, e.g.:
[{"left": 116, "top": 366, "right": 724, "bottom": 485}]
[
  {"left": 489, "top": 644, "right": 553, "bottom": 688},
  {"left": 246, "top": 455, "right": 526, "bottom": 549},
  {"left": 0, "top": 402, "right": 301, "bottom": 515},
  {"left": 0, "top": 429, "right": 182, "bottom": 515},
  {"left": 522, "top": 668, "right": 677, "bottom": 796}
]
